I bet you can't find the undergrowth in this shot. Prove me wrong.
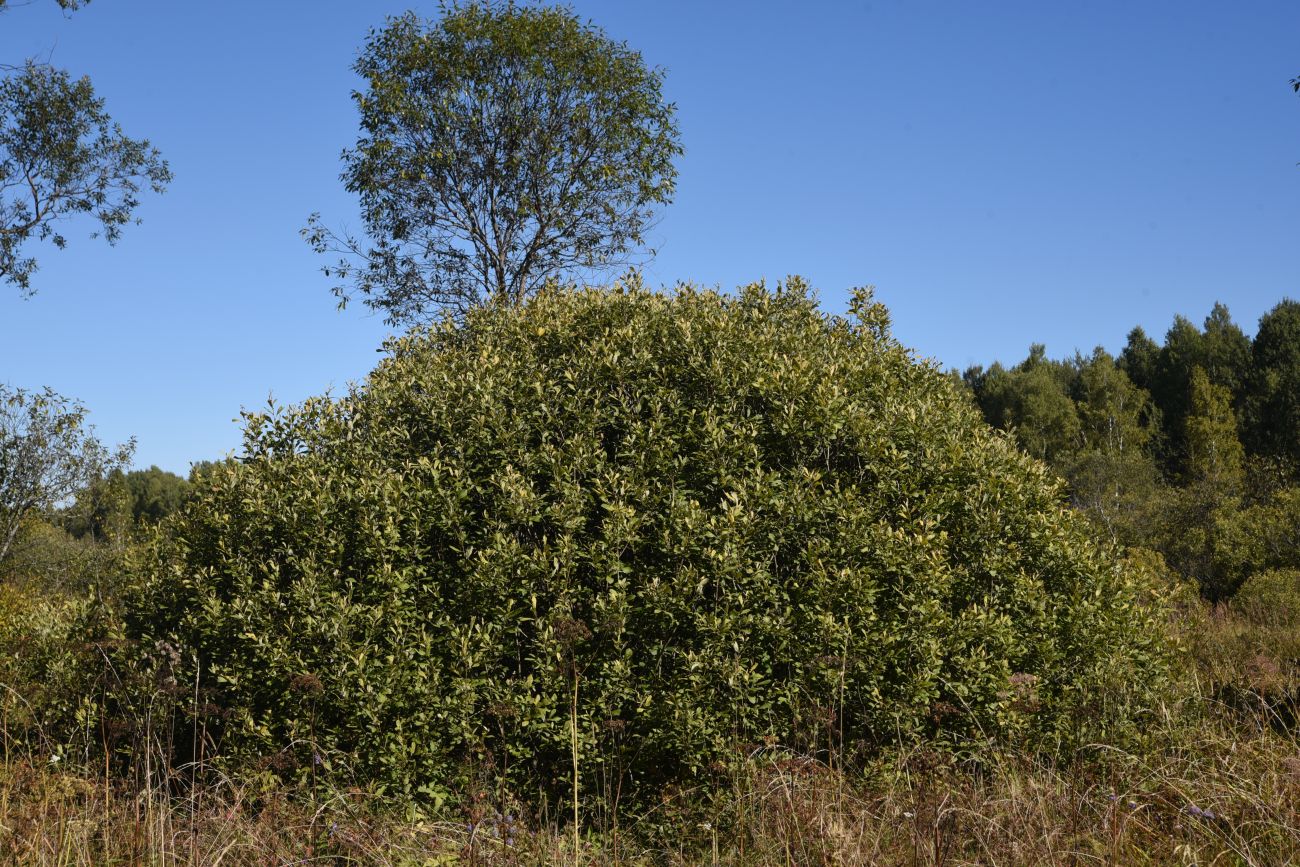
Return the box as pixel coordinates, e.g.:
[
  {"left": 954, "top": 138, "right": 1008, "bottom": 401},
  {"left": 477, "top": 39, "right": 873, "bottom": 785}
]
[{"left": 1, "top": 581, "right": 1297, "bottom": 865}]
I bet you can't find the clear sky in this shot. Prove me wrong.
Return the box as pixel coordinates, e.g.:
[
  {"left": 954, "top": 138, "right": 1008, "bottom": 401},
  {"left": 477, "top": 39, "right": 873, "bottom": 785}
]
[{"left": 2, "top": 0, "right": 1297, "bottom": 476}]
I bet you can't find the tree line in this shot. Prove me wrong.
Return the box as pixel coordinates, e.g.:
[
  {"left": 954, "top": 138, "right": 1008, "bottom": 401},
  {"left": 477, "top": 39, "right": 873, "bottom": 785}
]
[
  {"left": 0, "top": 385, "right": 213, "bottom": 585},
  {"left": 961, "top": 299, "right": 1300, "bottom": 599}
]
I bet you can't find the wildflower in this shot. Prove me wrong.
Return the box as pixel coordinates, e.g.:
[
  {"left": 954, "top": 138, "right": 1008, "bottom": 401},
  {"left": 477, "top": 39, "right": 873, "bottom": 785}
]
[
  {"left": 551, "top": 614, "right": 591, "bottom": 646},
  {"left": 289, "top": 672, "right": 325, "bottom": 696}
]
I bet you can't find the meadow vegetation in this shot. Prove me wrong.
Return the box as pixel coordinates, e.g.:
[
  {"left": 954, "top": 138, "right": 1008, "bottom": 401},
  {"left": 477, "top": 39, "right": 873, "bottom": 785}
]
[
  {"left": 3, "top": 3, "right": 1299, "bottom": 862},
  {"left": 1, "top": 283, "right": 1299, "bottom": 864}
]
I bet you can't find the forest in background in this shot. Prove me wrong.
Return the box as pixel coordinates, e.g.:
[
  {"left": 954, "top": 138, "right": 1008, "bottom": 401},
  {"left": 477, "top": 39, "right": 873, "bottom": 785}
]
[{"left": 961, "top": 297, "right": 1300, "bottom": 602}]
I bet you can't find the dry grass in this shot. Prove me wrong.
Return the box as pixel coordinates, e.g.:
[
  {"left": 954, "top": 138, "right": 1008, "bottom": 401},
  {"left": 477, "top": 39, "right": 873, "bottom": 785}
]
[
  {"left": 3, "top": 711, "right": 1299, "bottom": 866},
  {"left": 702, "top": 712, "right": 1300, "bottom": 866},
  {"left": 2, "top": 594, "right": 1299, "bottom": 865}
]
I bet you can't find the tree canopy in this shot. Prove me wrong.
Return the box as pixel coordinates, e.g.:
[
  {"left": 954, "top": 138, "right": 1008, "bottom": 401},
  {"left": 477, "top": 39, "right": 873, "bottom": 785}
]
[
  {"left": 1184, "top": 366, "right": 1244, "bottom": 491},
  {"left": 0, "top": 4, "right": 171, "bottom": 295},
  {"left": 963, "top": 299, "right": 1300, "bottom": 600},
  {"left": 1245, "top": 299, "right": 1300, "bottom": 466},
  {"left": 305, "top": 2, "right": 681, "bottom": 325},
  {"left": 0, "top": 0, "right": 86, "bottom": 9}
]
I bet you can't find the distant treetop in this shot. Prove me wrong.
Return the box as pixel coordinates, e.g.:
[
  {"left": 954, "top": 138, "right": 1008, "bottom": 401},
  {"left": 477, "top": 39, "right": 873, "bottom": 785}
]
[{"left": 305, "top": 2, "right": 682, "bottom": 325}]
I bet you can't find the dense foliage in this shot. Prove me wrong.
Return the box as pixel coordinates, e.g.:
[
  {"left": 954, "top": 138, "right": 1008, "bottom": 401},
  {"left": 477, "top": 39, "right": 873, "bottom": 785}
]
[
  {"left": 963, "top": 298, "right": 1300, "bottom": 600},
  {"left": 128, "top": 281, "right": 1167, "bottom": 810}
]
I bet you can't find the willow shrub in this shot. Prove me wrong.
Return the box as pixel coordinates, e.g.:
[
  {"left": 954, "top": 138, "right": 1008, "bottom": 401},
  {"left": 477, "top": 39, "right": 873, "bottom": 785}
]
[{"left": 128, "top": 279, "right": 1169, "bottom": 810}]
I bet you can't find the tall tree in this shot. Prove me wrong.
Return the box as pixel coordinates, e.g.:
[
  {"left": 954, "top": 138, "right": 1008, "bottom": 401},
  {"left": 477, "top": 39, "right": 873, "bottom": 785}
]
[
  {"left": 972, "top": 345, "right": 1081, "bottom": 465},
  {"left": 1200, "top": 302, "right": 1252, "bottom": 400},
  {"left": 64, "top": 464, "right": 189, "bottom": 543},
  {"left": 1118, "top": 325, "right": 1159, "bottom": 394},
  {"left": 1245, "top": 299, "right": 1300, "bottom": 469},
  {"left": 1150, "top": 314, "right": 1206, "bottom": 473},
  {"left": 1156, "top": 367, "right": 1249, "bottom": 599},
  {"left": 1072, "top": 348, "right": 1156, "bottom": 457},
  {"left": 1184, "top": 366, "right": 1245, "bottom": 491},
  {"left": 305, "top": 2, "right": 681, "bottom": 325},
  {"left": 1, "top": 3, "right": 171, "bottom": 295},
  {"left": 1065, "top": 349, "right": 1161, "bottom": 542}
]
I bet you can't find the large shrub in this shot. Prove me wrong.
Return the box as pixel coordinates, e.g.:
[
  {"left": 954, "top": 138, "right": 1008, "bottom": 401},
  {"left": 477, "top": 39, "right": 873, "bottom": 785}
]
[{"left": 128, "top": 280, "right": 1168, "bottom": 809}]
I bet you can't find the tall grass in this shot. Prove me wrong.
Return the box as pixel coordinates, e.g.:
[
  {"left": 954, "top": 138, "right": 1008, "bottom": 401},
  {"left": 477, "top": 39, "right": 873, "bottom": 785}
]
[{"left": 1, "top": 587, "right": 1298, "bottom": 865}]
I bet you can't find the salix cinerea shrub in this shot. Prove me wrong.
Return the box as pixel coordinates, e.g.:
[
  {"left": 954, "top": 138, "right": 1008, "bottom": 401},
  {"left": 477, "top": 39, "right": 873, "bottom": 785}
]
[{"left": 128, "top": 277, "right": 1170, "bottom": 810}]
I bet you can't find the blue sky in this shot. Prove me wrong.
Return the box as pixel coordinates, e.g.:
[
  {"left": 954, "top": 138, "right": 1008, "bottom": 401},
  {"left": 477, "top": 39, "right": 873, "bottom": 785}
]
[{"left": 2, "top": 0, "right": 1297, "bottom": 475}]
